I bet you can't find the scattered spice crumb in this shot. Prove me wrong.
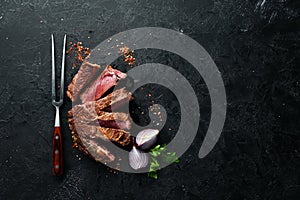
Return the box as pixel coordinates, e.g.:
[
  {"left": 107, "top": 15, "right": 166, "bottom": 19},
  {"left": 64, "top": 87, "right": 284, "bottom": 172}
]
[
  {"left": 149, "top": 104, "right": 164, "bottom": 125},
  {"left": 119, "top": 46, "right": 135, "bottom": 65},
  {"left": 67, "top": 41, "right": 91, "bottom": 68},
  {"left": 107, "top": 167, "right": 119, "bottom": 174}
]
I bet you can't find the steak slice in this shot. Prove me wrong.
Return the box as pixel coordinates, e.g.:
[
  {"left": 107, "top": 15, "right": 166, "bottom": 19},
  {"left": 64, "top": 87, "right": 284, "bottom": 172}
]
[
  {"left": 83, "top": 139, "right": 115, "bottom": 163},
  {"left": 69, "top": 116, "right": 131, "bottom": 146},
  {"left": 92, "top": 87, "right": 132, "bottom": 112},
  {"left": 69, "top": 118, "right": 108, "bottom": 141},
  {"left": 69, "top": 121, "right": 115, "bottom": 163},
  {"left": 68, "top": 88, "right": 132, "bottom": 130},
  {"left": 67, "top": 61, "right": 102, "bottom": 102},
  {"left": 69, "top": 88, "right": 132, "bottom": 116},
  {"left": 69, "top": 108, "right": 131, "bottom": 130},
  {"left": 96, "top": 112, "right": 131, "bottom": 130},
  {"left": 80, "top": 66, "right": 127, "bottom": 103},
  {"left": 67, "top": 62, "right": 132, "bottom": 163},
  {"left": 97, "top": 127, "right": 130, "bottom": 146}
]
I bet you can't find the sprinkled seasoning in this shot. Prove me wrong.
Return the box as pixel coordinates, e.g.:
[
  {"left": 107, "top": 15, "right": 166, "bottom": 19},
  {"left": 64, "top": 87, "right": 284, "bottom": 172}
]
[
  {"left": 108, "top": 167, "right": 119, "bottom": 174},
  {"left": 67, "top": 41, "right": 91, "bottom": 69},
  {"left": 119, "top": 46, "right": 135, "bottom": 65},
  {"left": 149, "top": 104, "right": 164, "bottom": 127}
]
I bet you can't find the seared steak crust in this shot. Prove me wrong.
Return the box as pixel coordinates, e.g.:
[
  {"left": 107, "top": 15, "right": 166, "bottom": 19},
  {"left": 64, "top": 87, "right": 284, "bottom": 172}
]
[
  {"left": 67, "top": 63, "right": 132, "bottom": 163},
  {"left": 68, "top": 88, "right": 132, "bottom": 131},
  {"left": 67, "top": 61, "right": 102, "bottom": 102},
  {"left": 68, "top": 117, "right": 131, "bottom": 146},
  {"left": 80, "top": 66, "right": 127, "bottom": 103}
]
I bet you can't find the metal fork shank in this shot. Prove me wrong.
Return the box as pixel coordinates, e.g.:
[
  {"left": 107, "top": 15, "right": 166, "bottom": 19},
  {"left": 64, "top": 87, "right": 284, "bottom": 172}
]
[
  {"left": 51, "top": 34, "right": 66, "bottom": 127},
  {"left": 60, "top": 35, "right": 66, "bottom": 101},
  {"left": 54, "top": 106, "right": 60, "bottom": 127},
  {"left": 51, "top": 34, "right": 56, "bottom": 102}
]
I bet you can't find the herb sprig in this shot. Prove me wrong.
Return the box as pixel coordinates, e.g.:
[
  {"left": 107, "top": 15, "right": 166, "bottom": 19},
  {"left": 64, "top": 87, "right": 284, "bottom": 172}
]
[{"left": 148, "top": 144, "right": 179, "bottom": 179}]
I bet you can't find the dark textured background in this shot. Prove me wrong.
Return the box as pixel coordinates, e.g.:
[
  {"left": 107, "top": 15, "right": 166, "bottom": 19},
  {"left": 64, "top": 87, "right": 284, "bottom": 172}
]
[{"left": 0, "top": 0, "right": 299, "bottom": 199}]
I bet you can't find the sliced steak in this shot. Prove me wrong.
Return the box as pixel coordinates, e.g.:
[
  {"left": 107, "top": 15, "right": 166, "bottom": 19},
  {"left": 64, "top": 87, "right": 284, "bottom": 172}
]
[
  {"left": 69, "top": 88, "right": 132, "bottom": 130},
  {"left": 69, "top": 88, "right": 131, "bottom": 116},
  {"left": 97, "top": 127, "right": 131, "bottom": 146},
  {"left": 67, "top": 61, "right": 102, "bottom": 102},
  {"left": 83, "top": 139, "right": 115, "bottom": 163},
  {"left": 69, "top": 116, "right": 131, "bottom": 146},
  {"left": 80, "top": 66, "right": 127, "bottom": 103},
  {"left": 96, "top": 112, "right": 131, "bottom": 130},
  {"left": 69, "top": 109, "right": 131, "bottom": 130},
  {"left": 92, "top": 87, "right": 132, "bottom": 112},
  {"left": 67, "top": 62, "right": 132, "bottom": 164},
  {"left": 69, "top": 122, "right": 115, "bottom": 163},
  {"left": 69, "top": 119, "right": 108, "bottom": 141}
]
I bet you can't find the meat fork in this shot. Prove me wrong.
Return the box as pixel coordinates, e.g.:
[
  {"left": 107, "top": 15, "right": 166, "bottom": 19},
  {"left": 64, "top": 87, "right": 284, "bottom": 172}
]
[{"left": 51, "top": 34, "right": 66, "bottom": 176}]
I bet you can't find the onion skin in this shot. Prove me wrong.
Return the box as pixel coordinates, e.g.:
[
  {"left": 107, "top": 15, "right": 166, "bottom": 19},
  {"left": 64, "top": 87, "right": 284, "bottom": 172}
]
[
  {"left": 136, "top": 129, "right": 159, "bottom": 150},
  {"left": 129, "top": 146, "right": 149, "bottom": 170}
]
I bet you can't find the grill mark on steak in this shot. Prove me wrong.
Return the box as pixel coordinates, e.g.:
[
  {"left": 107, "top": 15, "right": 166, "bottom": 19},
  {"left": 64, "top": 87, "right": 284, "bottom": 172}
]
[
  {"left": 80, "top": 66, "right": 127, "bottom": 103},
  {"left": 67, "top": 61, "right": 102, "bottom": 102}
]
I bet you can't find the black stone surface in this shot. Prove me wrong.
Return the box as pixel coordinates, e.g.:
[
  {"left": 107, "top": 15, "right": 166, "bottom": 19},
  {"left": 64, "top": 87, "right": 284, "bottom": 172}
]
[{"left": 0, "top": 0, "right": 299, "bottom": 199}]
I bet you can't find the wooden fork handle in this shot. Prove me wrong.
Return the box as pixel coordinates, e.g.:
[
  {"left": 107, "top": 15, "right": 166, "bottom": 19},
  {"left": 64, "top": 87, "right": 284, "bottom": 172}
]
[{"left": 52, "top": 126, "right": 63, "bottom": 176}]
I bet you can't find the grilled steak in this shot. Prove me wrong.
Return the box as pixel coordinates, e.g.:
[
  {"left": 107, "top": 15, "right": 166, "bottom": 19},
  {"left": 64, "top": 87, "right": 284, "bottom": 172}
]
[
  {"left": 69, "top": 116, "right": 130, "bottom": 162},
  {"left": 67, "top": 62, "right": 133, "bottom": 163},
  {"left": 73, "top": 130, "right": 115, "bottom": 163},
  {"left": 80, "top": 65, "right": 127, "bottom": 103},
  {"left": 67, "top": 61, "right": 102, "bottom": 102},
  {"left": 68, "top": 120, "right": 115, "bottom": 163},
  {"left": 69, "top": 110, "right": 131, "bottom": 130},
  {"left": 69, "top": 117, "right": 130, "bottom": 146},
  {"left": 69, "top": 88, "right": 132, "bottom": 130},
  {"left": 83, "top": 87, "right": 132, "bottom": 114},
  {"left": 96, "top": 112, "right": 131, "bottom": 130},
  {"left": 69, "top": 113, "right": 130, "bottom": 162},
  {"left": 83, "top": 139, "right": 115, "bottom": 163}
]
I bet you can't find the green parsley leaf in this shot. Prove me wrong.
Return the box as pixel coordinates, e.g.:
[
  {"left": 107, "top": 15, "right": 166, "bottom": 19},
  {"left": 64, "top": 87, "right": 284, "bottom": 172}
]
[{"left": 147, "top": 144, "right": 180, "bottom": 179}]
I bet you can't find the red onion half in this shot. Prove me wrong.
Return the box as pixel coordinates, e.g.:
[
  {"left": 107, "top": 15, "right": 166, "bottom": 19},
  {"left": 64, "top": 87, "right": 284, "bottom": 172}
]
[
  {"left": 129, "top": 146, "right": 149, "bottom": 170},
  {"left": 136, "top": 129, "right": 159, "bottom": 150}
]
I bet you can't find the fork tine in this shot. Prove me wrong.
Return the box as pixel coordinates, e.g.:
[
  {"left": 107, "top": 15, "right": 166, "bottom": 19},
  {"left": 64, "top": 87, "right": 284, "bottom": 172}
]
[
  {"left": 51, "top": 34, "right": 56, "bottom": 101},
  {"left": 59, "top": 34, "right": 66, "bottom": 101}
]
